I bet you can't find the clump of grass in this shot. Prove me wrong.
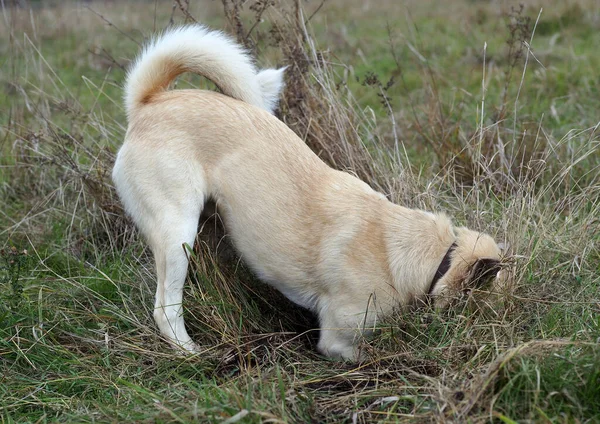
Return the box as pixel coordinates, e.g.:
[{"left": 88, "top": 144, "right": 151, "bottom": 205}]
[
  {"left": 0, "top": 247, "right": 29, "bottom": 314},
  {"left": 398, "top": 4, "right": 543, "bottom": 189}
]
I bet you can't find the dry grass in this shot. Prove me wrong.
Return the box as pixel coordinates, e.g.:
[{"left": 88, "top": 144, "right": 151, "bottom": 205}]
[{"left": 1, "top": 0, "right": 599, "bottom": 423}]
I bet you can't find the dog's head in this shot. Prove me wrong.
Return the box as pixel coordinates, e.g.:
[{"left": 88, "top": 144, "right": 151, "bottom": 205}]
[{"left": 429, "top": 227, "right": 506, "bottom": 308}]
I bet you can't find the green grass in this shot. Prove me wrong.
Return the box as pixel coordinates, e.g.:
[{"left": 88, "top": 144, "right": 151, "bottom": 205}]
[{"left": 1, "top": 0, "right": 599, "bottom": 422}]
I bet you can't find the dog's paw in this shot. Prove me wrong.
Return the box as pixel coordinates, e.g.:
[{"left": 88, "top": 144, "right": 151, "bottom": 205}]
[
  {"left": 170, "top": 339, "right": 201, "bottom": 355},
  {"left": 317, "top": 339, "right": 361, "bottom": 362}
]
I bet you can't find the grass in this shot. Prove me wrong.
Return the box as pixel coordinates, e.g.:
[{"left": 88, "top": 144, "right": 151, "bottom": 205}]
[{"left": 1, "top": 0, "right": 599, "bottom": 422}]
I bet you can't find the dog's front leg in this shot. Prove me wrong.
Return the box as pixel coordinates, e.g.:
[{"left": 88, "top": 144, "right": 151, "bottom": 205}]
[{"left": 316, "top": 303, "right": 370, "bottom": 361}]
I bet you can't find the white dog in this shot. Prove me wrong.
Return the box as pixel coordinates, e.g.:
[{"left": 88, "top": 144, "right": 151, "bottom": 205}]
[{"left": 112, "top": 25, "right": 503, "bottom": 361}]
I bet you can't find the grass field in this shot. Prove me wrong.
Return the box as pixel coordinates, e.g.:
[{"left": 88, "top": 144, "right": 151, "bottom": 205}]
[{"left": 1, "top": 0, "right": 599, "bottom": 422}]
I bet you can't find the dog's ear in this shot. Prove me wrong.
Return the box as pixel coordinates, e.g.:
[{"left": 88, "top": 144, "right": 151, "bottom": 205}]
[{"left": 469, "top": 258, "right": 501, "bottom": 288}]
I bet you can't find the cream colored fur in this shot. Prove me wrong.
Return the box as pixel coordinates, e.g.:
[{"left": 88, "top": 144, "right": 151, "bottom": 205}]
[{"left": 113, "top": 25, "right": 502, "bottom": 361}]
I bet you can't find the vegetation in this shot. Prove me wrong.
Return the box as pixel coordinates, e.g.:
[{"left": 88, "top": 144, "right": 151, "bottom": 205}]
[{"left": 1, "top": 0, "right": 598, "bottom": 422}]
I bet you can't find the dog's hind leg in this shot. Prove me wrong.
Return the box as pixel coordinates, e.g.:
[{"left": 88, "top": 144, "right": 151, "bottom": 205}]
[
  {"left": 149, "top": 201, "right": 203, "bottom": 353},
  {"left": 113, "top": 146, "right": 206, "bottom": 352}
]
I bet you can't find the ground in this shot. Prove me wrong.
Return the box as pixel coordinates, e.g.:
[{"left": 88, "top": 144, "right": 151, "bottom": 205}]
[{"left": 1, "top": 0, "right": 599, "bottom": 422}]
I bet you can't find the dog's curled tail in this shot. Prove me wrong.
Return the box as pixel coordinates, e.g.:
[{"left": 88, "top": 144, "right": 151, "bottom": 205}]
[{"left": 124, "top": 25, "right": 285, "bottom": 117}]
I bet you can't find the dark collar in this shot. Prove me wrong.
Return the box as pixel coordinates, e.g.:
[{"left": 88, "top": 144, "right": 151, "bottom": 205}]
[{"left": 428, "top": 242, "right": 457, "bottom": 296}]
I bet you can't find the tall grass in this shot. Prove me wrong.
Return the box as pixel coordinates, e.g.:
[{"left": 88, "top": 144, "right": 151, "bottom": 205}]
[{"left": 1, "top": 0, "right": 599, "bottom": 422}]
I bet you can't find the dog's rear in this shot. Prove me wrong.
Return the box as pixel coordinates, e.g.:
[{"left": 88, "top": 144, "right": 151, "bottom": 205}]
[{"left": 113, "top": 25, "right": 286, "bottom": 352}]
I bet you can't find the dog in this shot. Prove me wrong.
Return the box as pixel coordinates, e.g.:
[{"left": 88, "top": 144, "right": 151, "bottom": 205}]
[{"left": 112, "top": 25, "right": 503, "bottom": 361}]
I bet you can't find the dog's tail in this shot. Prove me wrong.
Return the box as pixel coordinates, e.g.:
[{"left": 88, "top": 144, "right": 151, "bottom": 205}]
[{"left": 124, "top": 25, "right": 286, "bottom": 117}]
